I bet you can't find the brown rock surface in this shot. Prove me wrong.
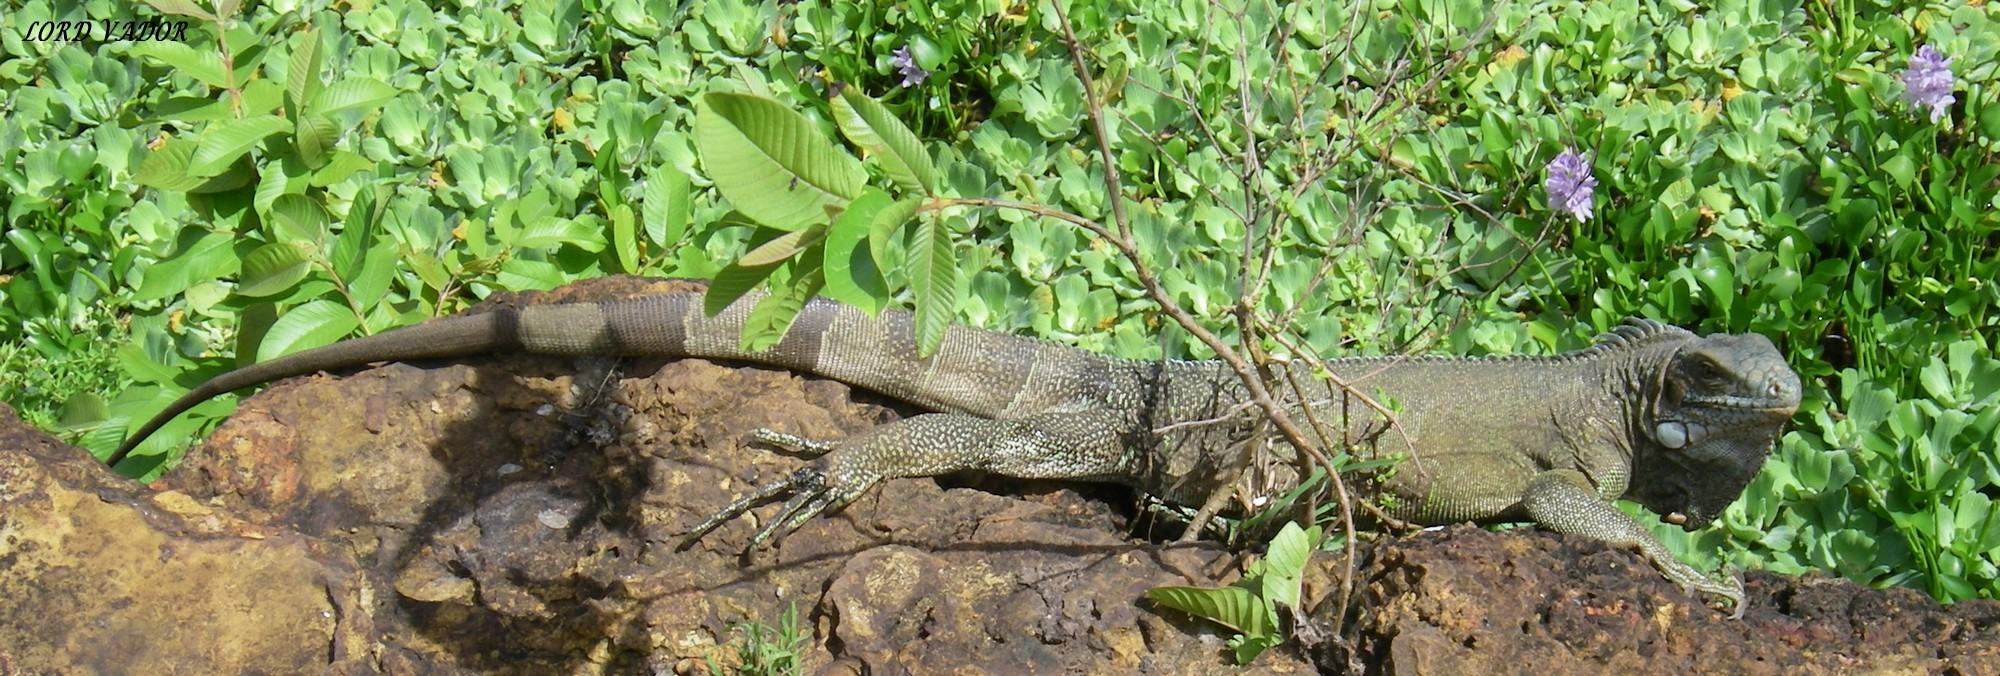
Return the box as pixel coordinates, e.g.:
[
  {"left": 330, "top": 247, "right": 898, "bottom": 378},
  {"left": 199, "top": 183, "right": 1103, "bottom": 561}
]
[{"left": 4, "top": 277, "right": 1996, "bottom": 672}]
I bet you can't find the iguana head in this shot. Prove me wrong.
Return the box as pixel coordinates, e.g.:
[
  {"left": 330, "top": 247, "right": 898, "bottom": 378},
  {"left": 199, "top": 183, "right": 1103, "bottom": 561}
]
[{"left": 1627, "top": 331, "right": 1802, "bottom": 530}]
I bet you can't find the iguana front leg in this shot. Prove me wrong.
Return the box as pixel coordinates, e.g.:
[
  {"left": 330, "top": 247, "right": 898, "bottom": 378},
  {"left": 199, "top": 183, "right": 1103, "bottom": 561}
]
[
  {"left": 678, "top": 409, "right": 1132, "bottom": 550},
  {"left": 1522, "top": 469, "right": 1747, "bottom": 618}
]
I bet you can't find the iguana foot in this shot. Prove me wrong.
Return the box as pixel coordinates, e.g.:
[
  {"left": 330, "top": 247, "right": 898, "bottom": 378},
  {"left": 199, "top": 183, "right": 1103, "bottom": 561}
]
[
  {"left": 675, "top": 464, "right": 878, "bottom": 551},
  {"left": 1675, "top": 566, "right": 1747, "bottom": 620},
  {"left": 678, "top": 411, "right": 1129, "bottom": 552}
]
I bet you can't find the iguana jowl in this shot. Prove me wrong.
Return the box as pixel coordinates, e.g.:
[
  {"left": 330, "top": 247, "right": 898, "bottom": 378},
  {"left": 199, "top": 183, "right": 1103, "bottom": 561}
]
[{"left": 107, "top": 288, "right": 1801, "bottom": 616}]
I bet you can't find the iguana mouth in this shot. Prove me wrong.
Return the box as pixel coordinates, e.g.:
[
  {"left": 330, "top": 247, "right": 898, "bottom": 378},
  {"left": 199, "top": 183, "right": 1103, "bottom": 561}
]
[{"left": 1681, "top": 394, "right": 1797, "bottom": 412}]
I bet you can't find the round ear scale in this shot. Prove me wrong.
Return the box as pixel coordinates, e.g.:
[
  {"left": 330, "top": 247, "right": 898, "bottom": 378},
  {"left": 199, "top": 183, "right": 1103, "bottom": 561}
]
[{"left": 1655, "top": 421, "right": 1688, "bottom": 449}]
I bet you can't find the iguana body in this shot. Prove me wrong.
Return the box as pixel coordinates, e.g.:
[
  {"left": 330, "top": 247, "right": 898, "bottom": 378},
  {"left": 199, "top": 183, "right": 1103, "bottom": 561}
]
[{"left": 109, "top": 288, "right": 1801, "bottom": 615}]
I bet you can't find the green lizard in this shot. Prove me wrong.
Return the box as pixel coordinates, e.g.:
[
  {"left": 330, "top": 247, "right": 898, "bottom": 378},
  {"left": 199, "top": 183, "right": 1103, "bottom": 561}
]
[{"left": 108, "top": 286, "right": 1800, "bottom": 616}]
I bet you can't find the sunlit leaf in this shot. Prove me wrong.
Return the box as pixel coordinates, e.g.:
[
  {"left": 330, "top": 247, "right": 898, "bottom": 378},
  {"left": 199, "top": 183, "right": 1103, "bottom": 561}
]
[{"left": 694, "top": 92, "right": 862, "bottom": 230}]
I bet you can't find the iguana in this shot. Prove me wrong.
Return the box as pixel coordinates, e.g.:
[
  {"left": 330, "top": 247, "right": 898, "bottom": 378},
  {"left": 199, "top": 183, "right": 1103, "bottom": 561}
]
[{"left": 106, "top": 286, "right": 1800, "bottom": 616}]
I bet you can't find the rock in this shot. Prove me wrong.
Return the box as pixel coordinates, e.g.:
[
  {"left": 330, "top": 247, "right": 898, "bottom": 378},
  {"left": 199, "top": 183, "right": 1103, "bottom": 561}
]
[
  {"left": 1328, "top": 524, "right": 2000, "bottom": 673},
  {"left": 3, "top": 276, "right": 1995, "bottom": 672}
]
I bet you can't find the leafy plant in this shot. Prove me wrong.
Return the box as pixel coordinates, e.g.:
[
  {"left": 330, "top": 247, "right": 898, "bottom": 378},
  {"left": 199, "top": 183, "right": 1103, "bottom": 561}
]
[
  {"left": 1147, "top": 522, "right": 1322, "bottom": 664},
  {"left": 7, "top": 0, "right": 2000, "bottom": 625},
  {"left": 716, "top": 602, "right": 811, "bottom": 676}
]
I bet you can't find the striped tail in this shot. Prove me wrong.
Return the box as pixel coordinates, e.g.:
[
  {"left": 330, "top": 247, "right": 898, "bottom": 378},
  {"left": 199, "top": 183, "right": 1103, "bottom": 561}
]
[
  {"left": 515, "top": 293, "right": 1112, "bottom": 418},
  {"left": 109, "top": 292, "right": 1107, "bottom": 466}
]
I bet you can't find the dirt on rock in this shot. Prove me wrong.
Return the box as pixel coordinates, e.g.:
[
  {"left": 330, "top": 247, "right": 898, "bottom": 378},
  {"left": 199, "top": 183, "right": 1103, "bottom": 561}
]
[{"left": 3, "top": 276, "right": 1996, "bottom": 673}]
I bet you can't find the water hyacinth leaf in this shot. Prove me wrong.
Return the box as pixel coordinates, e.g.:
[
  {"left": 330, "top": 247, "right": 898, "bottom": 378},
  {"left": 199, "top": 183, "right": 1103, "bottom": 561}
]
[
  {"left": 610, "top": 203, "right": 638, "bottom": 273},
  {"left": 189, "top": 114, "right": 289, "bottom": 176},
  {"left": 695, "top": 92, "right": 863, "bottom": 231},
  {"left": 643, "top": 167, "right": 692, "bottom": 249},
  {"left": 236, "top": 242, "right": 314, "bottom": 297},
  {"left": 831, "top": 88, "right": 938, "bottom": 194}
]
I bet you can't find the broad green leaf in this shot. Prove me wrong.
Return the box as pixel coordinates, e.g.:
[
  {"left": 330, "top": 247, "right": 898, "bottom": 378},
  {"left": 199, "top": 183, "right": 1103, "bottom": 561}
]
[
  {"left": 331, "top": 184, "right": 379, "bottom": 278},
  {"left": 706, "top": 225, "right": 790, "bottom": 315},
  {"left": 189, "top": 115, "right": 289, "bottom": 176},
  {"left": 869, "top": 197, "right": 921, "bottom": 278},
  {"left": 345, "top": 238, "right": 398, "bottom": 313},
  {"left": 143, "top": 0, "right": 215, "bottom": 20},
  {"left": 496, "top": 258, "right": 568, "bottom": 290},
  {"left": 130, "top": 41, "right": 229, "bottom": 89},
  {"left": 133, "top": 230, "right": 240, "bottom": 302},
  {"left": 1145, "top": 586, "right": 1274, "bottom": 637},
  {"left": 309, "top": 150, "right": 375, "bottom": 187},
  {"left": 257, "top": 299, "right": 360, "bottom": 361},
  {"left": 695, "top": 92, "right": 863, "bottom": 230},
  {"left": 1260, "top": 522, "right": 1319, "bottom": 609},
  {"left": 513, "top": 218, "right": 606, "bottom": 252},
  {"left": 135, "top": 139, "right": 205, "bottom": 192},
  {"left": 1264, "top": 522, "right": 1319, "bottom": 579},
  {"left": 253, "top": 161, "right": 293, "bottom": 216},
  {"left": 310, "top": 77, "right": 400, "bottom": 116},
  {"left": 295, "top": 114, "right": 336, "bottom": 168},
  {"left": 706, "top": 259, "right": 781, "bottom": 317},
  {"left": 738, "top": 223, "right": 827, "bottom": 267},
  {"left": 643, "top": 167, "right": 692, "bottom": 249},
  {"left": 239, "top": 79, "right": 285, "bottom": 117},
  {"left": 831, "top": 88, "right": 938, "bottom": 194},
  {"left": 907, "top": 215, "right": 959, "bottom": 356},
  {"left": 286, "top": 27, "right": 323, "bottom": 117},
  {"left": 270, "top": 194, "right": 331, "bottom": 243},
  {"left": 237, "top": 242, "right": 315, "bottom": 297},
  {"left": 823, "top": 188, "right": 894, "bottom": 315},
  {"left": 57, "top": 393, "right": 109, "bottom": 431},
  {"left": 741, "top": 256, "right": 826, "bottom": 352}
]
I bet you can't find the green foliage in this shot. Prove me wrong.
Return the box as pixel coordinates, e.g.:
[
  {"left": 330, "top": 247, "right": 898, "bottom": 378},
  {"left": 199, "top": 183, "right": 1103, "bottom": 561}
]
[
  {"left": 1699, "top": 340, "right": 2000, "bottom": 603},
  {"left": 1147, "top": 522, "right": 1322, "bottom": 664},
  {"left": 713, "top": 602, "right": 810, "bottom": 676},
  {"left": 4, "top": 0, "right": 1998, "bottom": 607}
]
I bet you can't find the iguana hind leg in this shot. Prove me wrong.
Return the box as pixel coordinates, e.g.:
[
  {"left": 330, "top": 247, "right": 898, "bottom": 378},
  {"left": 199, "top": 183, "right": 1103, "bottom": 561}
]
[{"left": 678, "top": 410, "right": 1132, "bottom": 551}]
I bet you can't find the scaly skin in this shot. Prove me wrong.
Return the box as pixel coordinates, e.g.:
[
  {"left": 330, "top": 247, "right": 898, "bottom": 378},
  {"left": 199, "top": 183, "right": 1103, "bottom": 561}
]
[{"left": 109, "top": 289, "right": 1800, "bottom": 617}]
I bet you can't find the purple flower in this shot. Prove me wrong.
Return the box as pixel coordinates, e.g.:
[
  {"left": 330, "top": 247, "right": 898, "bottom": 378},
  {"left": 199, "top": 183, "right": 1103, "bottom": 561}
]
[
  {"left": 1902, "top": 45, "right": 1955, "bottom": 123},
  {"left": 1543, "top": 148, "right": 1597, "bottom": 223},
  {"left": 891, "top": 46, "right": 930, "bottom": 88}
]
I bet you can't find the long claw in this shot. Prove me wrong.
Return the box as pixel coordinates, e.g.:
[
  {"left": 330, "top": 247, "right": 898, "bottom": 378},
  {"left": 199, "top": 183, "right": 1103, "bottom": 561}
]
[
  {"left": 750, "top": 480, "right": 838, "bottom": 548},
  {"left": 675, "top": 467, "right": 823, "bottom": 551}
]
